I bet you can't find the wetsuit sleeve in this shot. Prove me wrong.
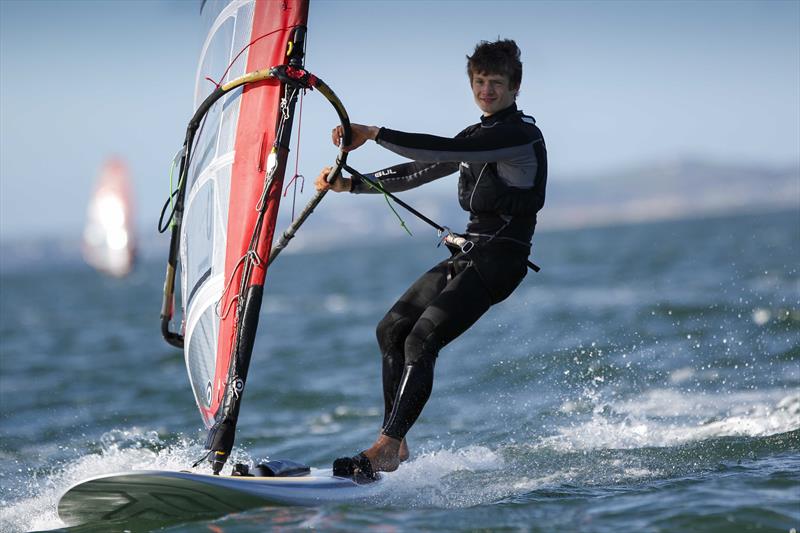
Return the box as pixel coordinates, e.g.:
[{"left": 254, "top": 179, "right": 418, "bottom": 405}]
[
  {"left": 375, "top": 123, "right": 534, "bottom": 164},
  {"left": 350, "top": 160, "right": 459, "bottom": 194}
]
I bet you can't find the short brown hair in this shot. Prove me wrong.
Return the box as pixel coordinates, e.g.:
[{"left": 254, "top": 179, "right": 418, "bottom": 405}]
[{"left": 467, "top": 39, "right": 522, "bottom": 89}]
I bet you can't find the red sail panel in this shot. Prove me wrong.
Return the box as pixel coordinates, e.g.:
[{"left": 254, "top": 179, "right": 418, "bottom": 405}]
[{"left": 210, "top": 0, "right": 309, "bottom": 418}]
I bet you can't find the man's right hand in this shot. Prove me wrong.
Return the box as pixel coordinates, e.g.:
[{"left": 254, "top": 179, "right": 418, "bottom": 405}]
[
  {"left": 315, "top": 166, "right": 351, "bottom": 193},
  {"left": 332, "top": 124, "right": 379, "bottom": 152}
]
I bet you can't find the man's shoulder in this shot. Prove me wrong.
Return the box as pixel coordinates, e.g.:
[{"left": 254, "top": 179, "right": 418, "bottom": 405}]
[
  {"left": 482, "top": 109, "right": 537, "bottom": 127},
  {"left": 457, "top": 108, "right": 542, "bottom": 140},
  {"left": 506, "top": 108, "right": 537, "bottom": 126},
  {"left": 511, "top": 111, "right": 544, "bottom": 141},
  {"left": 517, "top": 112, "right": 537, "bottom": 126},
  {"left": 486, "top": 110, "right": 543, "bottom": 142},
  {"left": 456, "top": 122, "right": 482, "bottom": 138}
]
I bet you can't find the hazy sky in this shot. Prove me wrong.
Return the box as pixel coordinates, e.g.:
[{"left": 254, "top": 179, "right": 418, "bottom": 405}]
[{"left": 1, "top": 0, "right": 798, "bottom": 240}]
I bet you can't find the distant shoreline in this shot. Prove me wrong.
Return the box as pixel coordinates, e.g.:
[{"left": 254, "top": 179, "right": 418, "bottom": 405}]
[{"left": 2, "top": 206, "right": 796, "bottom": 274}]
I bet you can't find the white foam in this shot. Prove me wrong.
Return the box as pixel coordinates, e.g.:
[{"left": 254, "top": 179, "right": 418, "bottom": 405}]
[
  {"left": 377, "top": 445, "right": 507, "bottom": 508},
  {"left": 323, "top": 294, "right": 350, "bottom": 314},
  {"left": 510, "top": 468, "right": 583, "bottom": 492},
  {"left": 542, "top": 389, "right": 800, "bottom": 452},
  {"left": 0, "top": 428, "right": 218, "bottom": 533},
  {"left": 752, "top": 307, "right": 772, "bottom": 325},
  {"left": 380, "top": 443, "right": 662, "bottom": 507},
  {"left": 669, "top": 366, "right": 695, "bottom": 384},
  {"left": 387, "top": 445, "right": 503, "bottom": 486}
]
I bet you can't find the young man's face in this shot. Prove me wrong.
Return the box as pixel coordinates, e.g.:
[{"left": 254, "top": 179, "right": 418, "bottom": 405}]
[{"left": 471, "top": 72, "right": 518, "bottom": 116}]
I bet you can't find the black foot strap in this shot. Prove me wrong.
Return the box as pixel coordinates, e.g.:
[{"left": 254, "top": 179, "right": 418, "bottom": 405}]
[{"left": 333, "top": 452, "right": 378, "bottom": 484}]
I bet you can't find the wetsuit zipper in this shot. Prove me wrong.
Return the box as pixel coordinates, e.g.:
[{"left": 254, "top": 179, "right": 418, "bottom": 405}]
[{"left": 468, "top": 163, "right": 488, "bottom": 212}]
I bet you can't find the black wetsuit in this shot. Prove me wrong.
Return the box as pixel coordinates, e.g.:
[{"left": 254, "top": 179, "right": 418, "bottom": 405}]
[{"left": 350, "top": 103, "right": 547, "bottom": 440}]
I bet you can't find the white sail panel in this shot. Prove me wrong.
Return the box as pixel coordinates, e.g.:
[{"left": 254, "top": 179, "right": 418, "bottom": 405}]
[
  {"left": 181, "top": 0, "right": 256, "bottom": 427},
  {"left": 184, "top": 275, "right": 224, "bottom": 414}
]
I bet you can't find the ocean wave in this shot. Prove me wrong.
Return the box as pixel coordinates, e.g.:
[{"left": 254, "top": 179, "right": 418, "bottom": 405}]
[
  {"left": 375, "top": 445, "right": 509, "bottom": 508},
  {"left": 0, "top": 428, "right": 215, "bottom": 533},
  {"left": 542, "top": 389, "right": 799, "bottom": 452}
]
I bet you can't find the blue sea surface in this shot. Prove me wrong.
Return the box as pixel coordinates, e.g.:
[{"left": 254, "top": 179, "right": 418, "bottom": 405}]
[{"left": 1, "top": 209, "right": 798, "bottom": 532}]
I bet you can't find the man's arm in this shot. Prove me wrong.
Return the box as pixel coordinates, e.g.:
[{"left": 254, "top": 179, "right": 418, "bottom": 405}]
[
  {"left": 375, "top": 123, "right": 537, "bottom": 164},
  {"left": 350, "top": 160, "right": 459, "bottom": 194},
  {"left": 318, "top": 123, "right": 470, "bottom": 194}
]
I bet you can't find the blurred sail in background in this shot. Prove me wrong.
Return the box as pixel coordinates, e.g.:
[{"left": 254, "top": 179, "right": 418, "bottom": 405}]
[{"left": 82, "top": 158, "right": 136, "bottom": 277}]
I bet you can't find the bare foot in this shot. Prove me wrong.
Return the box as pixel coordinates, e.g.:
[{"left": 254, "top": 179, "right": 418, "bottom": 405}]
[
  {"left": 399, "top": 438, "right": 410, "bottom": 462},
  {"left": 362, "top": 434, "right": 402, "bottom": 472},
  {"left": 377, "top": 432, "right": 410, "bottom": 462}
]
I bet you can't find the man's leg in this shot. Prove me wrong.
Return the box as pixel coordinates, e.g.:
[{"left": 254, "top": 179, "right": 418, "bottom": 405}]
[
  {"left": 334, "top": 260, "right": 451, "bottom": 479},
  {"left": 376, "top": 259, "right": 450, "bottom": 435},
  {"left": 368, "top": 265, "right": 494, "bottom": 471}
]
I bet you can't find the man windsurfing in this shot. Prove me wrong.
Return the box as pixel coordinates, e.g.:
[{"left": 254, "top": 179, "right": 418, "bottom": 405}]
[{"left": 315, "top": 39, "right": 547, "bottom": 481}]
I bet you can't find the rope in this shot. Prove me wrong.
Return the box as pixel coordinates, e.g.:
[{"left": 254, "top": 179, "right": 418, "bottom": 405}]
[
  {"left": 361, "top": 176, "right": 412, "bottom": 236},
  {"left": 283, "top": 89, "right": 305, "bottom": 219},
  {"left": 214, "top": 249, "right": 264, "bottom": 320},
  {"left": 167, "top": 148, "right": 184, "bottom": 229},
  {"left": 158, "top": 111, "right": 209, "bottom": 233},
  {"left": 214, "top": 25, "right": 300, "bottom": 88}
]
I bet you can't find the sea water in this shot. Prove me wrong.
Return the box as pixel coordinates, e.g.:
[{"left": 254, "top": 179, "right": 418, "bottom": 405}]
[{"left": 1, "top": 209, "right": 798, "bottom": 532}]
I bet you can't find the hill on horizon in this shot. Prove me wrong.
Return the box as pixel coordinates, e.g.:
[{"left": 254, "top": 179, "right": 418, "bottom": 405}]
[{"left": 1, "top": 157, "right": 797, "bottom": 269}]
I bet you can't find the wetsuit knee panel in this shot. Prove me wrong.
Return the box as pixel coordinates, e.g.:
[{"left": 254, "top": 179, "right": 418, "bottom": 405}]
[
  {"left": 403, "top": 318, "right": 443, "bottom": 366},
  {"left": 376, "top": 313, "right": 414, "bottom": 354}
]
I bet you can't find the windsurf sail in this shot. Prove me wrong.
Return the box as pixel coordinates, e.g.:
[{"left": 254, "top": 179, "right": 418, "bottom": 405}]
[
  {"left": 159, "top": 0, "right": 351, "bottom": 475},
  {"left": 82, "top": 157, "right": 136, "bottom": 278}
]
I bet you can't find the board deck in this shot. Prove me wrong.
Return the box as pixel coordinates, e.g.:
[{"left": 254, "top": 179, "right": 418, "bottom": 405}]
[{"left": 57, "top": 469, "right": 383, "bottom": 526}]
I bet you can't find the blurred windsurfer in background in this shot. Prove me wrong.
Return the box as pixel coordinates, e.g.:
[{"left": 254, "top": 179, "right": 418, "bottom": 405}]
[{"left": 316, "top": 39, "right": 547, "bottom": 481}]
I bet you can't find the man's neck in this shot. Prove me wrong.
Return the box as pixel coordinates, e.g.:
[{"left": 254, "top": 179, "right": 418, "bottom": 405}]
[{"left": 481, "top": 102, "right": 517, "bottom": 119}]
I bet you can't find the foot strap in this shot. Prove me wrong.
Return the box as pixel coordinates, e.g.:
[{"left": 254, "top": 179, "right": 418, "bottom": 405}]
[{"left": 332, "top": 452, "right": 378, "bottom": 484}]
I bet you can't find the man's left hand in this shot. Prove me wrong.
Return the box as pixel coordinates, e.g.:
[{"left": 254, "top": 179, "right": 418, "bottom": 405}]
[{"left": 314, "top": 166, "right": 351, "bottom": 192}]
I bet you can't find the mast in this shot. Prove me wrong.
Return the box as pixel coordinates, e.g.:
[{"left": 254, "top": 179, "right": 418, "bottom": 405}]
[
  {"left": 159, "top": 0, "right": 310, "bottom": 475},
  {"left": 205, "top": 0, "right": 309, "bottom": 475},
  {"left": 161, "top": 0, "right": 355, "bottom": 475},
  {"left": 206, "top": 19, "right": 306, "bottom": 474}
]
